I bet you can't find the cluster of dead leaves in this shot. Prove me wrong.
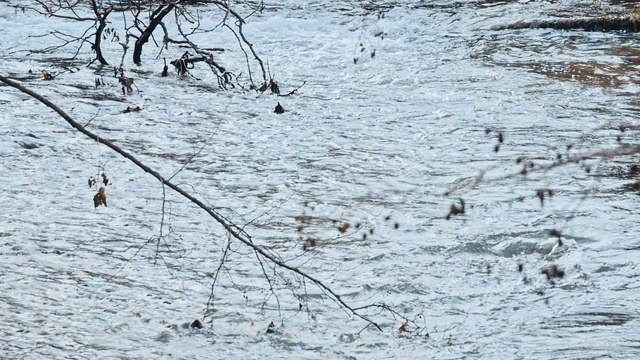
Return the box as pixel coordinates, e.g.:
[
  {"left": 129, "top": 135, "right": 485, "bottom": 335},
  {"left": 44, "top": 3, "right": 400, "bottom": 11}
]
[
  {"left": 258, "top": 78, "right": 280, "bottom": 94},
  {"left": 119, "top": 77, "right": 134, "bottom": 94},
  {"left": 294, "top": 202, "right": 404, "bottom": 254},
  {"left": 302, "top": 237, "right": 318, "bottom": 251}
]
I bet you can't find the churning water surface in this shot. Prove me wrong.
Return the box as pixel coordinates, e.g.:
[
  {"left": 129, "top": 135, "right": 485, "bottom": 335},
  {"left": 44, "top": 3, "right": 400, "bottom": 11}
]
[{"left": 1, "top": 0, "right": 640, "bottom": 359}]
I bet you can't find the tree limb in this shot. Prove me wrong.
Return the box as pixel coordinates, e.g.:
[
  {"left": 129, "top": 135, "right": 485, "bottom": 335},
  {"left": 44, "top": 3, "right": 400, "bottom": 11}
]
[
  {"left": 0, "top": 74, "right": 382, "bottom": 331},
  {"left": 133, "top": 1, "right": 178, "bottom": 64}
]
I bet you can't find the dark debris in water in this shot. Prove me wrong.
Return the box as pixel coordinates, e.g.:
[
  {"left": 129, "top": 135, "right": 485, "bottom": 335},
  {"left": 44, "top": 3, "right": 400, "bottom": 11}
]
[
  {"left": 266, "top": 321, "right": 276, "bottom": 334},
  {"left": 66, "top": 83, "right": 94, "bottom": 91},
  {"left": 541, "top": 264, "right": 564, "bottom": 282},
  {"left": 17, "top": 141, "right": 42, "bottom": 150},
  {"left": 545, "top": 312, "right": 633, "bottom": 328},
  {"left": 593, "top": 163, "right": 640, "bottom": 180},
  {"left": 446, "top": 198, "right": 465, "bottom": 220},
  {"left": 548, "top": 229, "right": 563, "bottom": 239},
  {"left": 190, "top": 319, "right": 203, "bottom": 329},
  {"left": 123, "top": 106, "right": 142, "bottom": 113},
  {"left": 621, "top": 180, "right": 640, "bottom": 194},
  {"left": 76, "top": 92, "right": 128, "bottom": 103},
  {"left": 536, "top": 188, "right": 554, "bottom": 206}
]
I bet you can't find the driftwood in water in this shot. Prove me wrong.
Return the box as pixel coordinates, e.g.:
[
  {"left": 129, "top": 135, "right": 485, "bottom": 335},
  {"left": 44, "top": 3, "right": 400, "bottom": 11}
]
[
  {"left": 491, "top": 16, "right": 640, "bottom": 32},
  {"left": 170, "top": 54, "right": 226, "bottom": 77}
]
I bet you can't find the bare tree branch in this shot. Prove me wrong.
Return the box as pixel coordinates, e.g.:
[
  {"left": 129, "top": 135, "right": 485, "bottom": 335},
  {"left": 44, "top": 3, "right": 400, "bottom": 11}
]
[
  {"left": 132, "top": 1, "right": 178, "bottom": 64},
  {"left": 28, "top": 0, "right": 113, "bottom": 65},
  {"left": 0, "top": 74, "right": 383, "bottom": 332}
]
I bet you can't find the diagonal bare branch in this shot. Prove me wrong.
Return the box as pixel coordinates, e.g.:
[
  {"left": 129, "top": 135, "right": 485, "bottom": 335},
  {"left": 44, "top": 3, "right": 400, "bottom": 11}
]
[{"left": 0, "top": 74, "right": 382, "bottom": 332}]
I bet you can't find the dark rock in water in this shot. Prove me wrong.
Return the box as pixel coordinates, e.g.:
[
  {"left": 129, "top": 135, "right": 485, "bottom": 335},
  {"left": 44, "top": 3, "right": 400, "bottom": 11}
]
[
  {"left": 266, "top": 321, "right": 276, "bottom": 334},
  {"left": 274, "top": 102, "right": 285, "bottom": 114},
  {"left": 190, "top": 319, "right": 203, "bottom": 329}
]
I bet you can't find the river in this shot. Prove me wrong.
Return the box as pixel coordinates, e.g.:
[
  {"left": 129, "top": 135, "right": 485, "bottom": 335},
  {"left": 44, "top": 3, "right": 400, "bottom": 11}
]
[{"left": 1, "top": 0, "right": 639, "bottom": 359}]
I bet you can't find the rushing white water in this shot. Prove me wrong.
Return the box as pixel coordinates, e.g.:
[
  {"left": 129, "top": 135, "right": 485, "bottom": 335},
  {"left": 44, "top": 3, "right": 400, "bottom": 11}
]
[{"left": 1, "top": 1, "right": 640, "bottom": 358}]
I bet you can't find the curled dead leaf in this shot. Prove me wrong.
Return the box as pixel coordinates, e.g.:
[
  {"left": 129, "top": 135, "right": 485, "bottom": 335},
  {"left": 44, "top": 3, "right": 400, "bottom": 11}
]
[
  {"left": 93, "top": 187, "right": 107, "bottom": 208},
  {"left": 40, "top": 71, "right": 54, "bottom": 80},
  {"left": 397, "top": 320, "right": 409, "bottom": 335}
]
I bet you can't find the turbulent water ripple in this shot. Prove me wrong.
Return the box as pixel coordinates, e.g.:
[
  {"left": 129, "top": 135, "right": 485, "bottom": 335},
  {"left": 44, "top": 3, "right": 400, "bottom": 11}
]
[{"left": 2, "top": 0, "right": 640, "bottom": 358}]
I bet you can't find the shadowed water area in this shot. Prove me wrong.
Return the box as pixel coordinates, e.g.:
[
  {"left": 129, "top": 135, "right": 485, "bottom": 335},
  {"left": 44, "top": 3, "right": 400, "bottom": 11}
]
[{"left": 1, "top": 0, "right": 640, "bottom": 358}]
